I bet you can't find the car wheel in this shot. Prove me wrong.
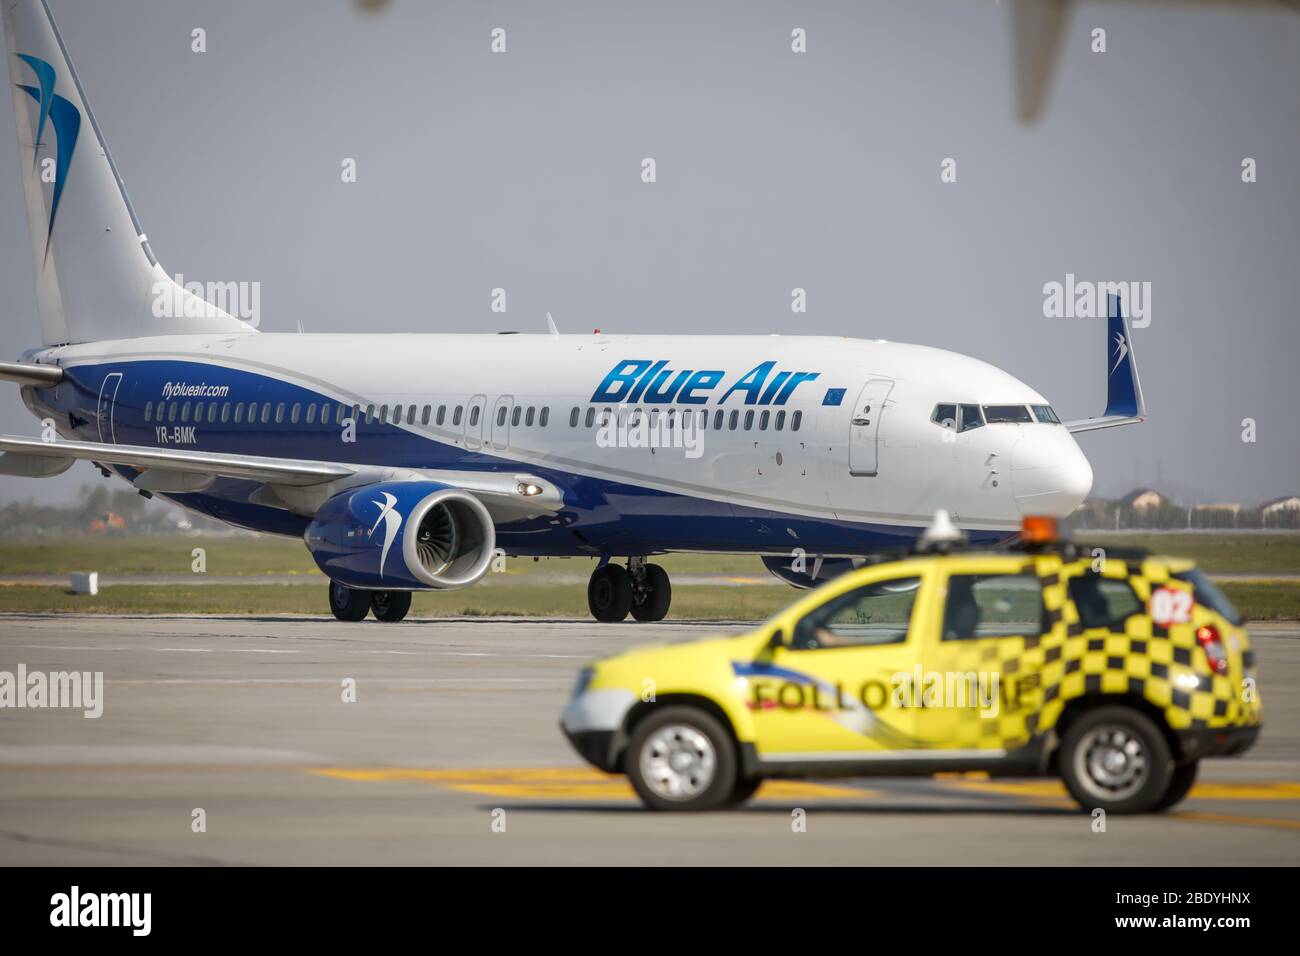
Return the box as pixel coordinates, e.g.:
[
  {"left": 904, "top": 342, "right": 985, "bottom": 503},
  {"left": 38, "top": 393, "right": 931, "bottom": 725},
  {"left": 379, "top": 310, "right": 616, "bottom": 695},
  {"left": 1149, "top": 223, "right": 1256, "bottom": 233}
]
[
  {"left": 1154, "top": 760, "right": 1199, "bottom": 812},
  {"left": 328, "top": 581, "right": 370, "bottom": 622},
  {"left": 724, "top": 777, "right": 763, "bottom": 807},
  {"left": 588, "top": 564, "right": 633, "bottom": 622},
  {"left": 625, "top": 706, "right": 738, "bottom": 811},
  {"left": 371, "top": 590, "right": 412, "bottom": 622},
  {"left": 1059, "top": 706, "right": 1174, "bottom": 814},
  {"left": 630, "top": 563, "right": 672, "bottom": 622}
]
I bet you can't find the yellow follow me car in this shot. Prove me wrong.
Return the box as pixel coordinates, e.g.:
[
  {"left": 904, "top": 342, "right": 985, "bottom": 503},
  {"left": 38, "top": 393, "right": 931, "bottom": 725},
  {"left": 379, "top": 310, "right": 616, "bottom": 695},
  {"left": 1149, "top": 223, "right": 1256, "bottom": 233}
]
[{"left": 562, "top": 515, "right": 1262, "bottom": 813}]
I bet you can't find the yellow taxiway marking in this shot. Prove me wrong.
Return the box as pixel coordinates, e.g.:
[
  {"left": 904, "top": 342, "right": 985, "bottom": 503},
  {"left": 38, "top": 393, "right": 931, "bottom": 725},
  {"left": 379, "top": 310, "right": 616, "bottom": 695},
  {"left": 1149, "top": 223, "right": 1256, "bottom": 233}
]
[
  {"left": 310, "top": 766, "right": 869, "bottom": 801},
  {"left": 939, "top": 778, "right": 1300, "bottom": 801}
]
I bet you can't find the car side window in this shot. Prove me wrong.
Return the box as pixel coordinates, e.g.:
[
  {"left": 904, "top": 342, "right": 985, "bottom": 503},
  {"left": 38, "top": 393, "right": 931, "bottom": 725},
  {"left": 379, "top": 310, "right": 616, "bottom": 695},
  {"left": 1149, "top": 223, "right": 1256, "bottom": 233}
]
[
  {"left": 1067, "top": 573, "right": 1142, "bottom": 629},
  {"left": 942, "top": 572, "right": 1045, "bottom": 640},
  {"left": 791, "top": 576, "right": 922, "bottom": 650}
]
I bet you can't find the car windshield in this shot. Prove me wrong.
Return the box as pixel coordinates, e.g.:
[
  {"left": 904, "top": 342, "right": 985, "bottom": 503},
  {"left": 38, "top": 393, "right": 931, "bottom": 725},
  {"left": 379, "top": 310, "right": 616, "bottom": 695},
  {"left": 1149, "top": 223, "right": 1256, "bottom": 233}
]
[{"left": 982, "top": 405, "right": 1033, "bottom": 424}]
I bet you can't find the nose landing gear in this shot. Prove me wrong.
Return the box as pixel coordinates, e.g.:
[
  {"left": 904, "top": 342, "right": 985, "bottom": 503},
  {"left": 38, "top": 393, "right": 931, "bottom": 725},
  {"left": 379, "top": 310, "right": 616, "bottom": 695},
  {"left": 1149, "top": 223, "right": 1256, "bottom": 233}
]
[{"left": 587, "top": 558, "right": 672, "bottom": 622}]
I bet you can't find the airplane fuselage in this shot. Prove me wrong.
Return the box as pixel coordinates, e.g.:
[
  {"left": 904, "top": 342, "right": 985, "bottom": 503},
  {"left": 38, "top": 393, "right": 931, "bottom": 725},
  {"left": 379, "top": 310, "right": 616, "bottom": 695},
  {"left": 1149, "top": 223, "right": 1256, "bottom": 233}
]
[{"left": 20, "top": 330, "right": 1093, "bottom": 558}]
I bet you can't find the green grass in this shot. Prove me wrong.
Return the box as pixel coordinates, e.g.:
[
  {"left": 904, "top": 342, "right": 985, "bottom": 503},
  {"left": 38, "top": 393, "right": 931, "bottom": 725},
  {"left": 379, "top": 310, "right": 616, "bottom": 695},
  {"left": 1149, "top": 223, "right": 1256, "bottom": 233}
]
[
  {"left": 0, "top": 580, "right": 1295, "bottom": 621},
  {"left": 3, "top": 532, "right": 1297, "bottom": 578},
  {"left": 0, "top": 532, "right": 1297, "bottom": 620},
  {"left": 1083, "top": 533, "right": 1300, "bottom": 574},
  {"left": 0, "top": 582, "right": 795, "bottom": 619},
  {"left": 1219, "top": 583, "right": 1300, "bottom": 622}
]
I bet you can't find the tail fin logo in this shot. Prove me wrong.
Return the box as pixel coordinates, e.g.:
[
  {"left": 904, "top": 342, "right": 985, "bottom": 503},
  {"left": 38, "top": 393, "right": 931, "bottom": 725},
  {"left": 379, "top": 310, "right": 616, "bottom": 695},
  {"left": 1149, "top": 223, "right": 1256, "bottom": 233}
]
[
  {"left": 1110, "top": 331, "right": 1129, "bottom": 375},
  {"left": 14, "top": 54, "right": 80, "bottom": 260},
  {"left": 368, "top": 492, "right": 402, "bottom": 578}
]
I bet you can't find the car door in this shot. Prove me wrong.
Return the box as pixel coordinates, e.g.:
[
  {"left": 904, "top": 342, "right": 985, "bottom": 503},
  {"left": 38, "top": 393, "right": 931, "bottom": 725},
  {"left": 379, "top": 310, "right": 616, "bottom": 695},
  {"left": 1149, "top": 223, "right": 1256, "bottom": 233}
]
[
  {"left": 747, "top": 566, "right": 935, "bottom": 760},
  {"left": 915, "top": 558, "right": 1050, "bottom": 755}
]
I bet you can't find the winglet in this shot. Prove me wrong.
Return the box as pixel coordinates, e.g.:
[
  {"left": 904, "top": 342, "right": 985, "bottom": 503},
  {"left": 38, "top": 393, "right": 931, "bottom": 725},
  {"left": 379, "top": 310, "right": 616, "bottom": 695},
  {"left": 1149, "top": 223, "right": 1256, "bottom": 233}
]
[
  {"left": 545, "top": 312, "right": 560, "bottom": 337},
  {"left": 1064, "top": 294, "right": 1146, "bottom": 434}
]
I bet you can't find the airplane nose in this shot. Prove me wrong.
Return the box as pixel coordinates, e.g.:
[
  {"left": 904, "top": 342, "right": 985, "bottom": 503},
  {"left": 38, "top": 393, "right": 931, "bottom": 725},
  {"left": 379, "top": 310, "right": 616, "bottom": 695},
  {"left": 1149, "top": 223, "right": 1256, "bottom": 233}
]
[{"left": 1010, "top": 430, "right": 1093, "bottom": 518}]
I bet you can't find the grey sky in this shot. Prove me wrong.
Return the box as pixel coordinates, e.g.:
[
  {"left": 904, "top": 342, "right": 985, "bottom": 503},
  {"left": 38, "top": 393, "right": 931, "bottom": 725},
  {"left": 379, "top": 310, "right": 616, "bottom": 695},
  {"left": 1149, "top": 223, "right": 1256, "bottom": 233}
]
[{"left": 1, "top": 0, "right": 1297, "bottom": 508}]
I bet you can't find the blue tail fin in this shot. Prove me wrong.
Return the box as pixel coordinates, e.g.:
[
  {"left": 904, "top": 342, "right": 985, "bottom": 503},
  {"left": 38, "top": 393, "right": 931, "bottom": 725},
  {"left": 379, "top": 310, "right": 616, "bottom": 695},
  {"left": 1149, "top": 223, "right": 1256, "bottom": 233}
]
[{"left": 1103, "top": 294, "right": 1144, "bottom": 418}]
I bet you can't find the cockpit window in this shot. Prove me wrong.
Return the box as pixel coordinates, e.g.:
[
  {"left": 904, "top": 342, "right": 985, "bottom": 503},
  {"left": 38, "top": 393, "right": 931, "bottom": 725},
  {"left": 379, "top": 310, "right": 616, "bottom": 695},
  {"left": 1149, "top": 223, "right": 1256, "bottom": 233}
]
[
  {"left": 1031, "top": 404, "right": 1061, "bottom": 424},
  {"left": 958, "top": 404, "right": 983, "bottom": 432},
  {"left": 982, "top": 405, "right": 1033, "bottom": 424},
  {"left": 931, "top": 403, "right": 957, "bottom": 429}
]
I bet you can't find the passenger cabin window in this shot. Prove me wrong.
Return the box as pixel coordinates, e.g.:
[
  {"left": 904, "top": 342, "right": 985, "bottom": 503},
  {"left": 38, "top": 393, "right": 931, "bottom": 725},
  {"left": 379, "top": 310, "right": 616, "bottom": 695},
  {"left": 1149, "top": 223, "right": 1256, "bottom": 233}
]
[
  {"left": 982, "top": 405, "right": 1033, "bottom": 424},
  {"left": 585, "top": 408, "right": 595, "bottom": 428},
  {"left": 512, "top": 406, "right": 522, "bottom": 427},
  {"left": 791, "top": 410, "right": 803, "bottom": 431},
  {"left": 1067, "top": 573, "right": 1142, "bottom": 630},
  {"left": 144, "top": 401, "right": 153, "bottom": 422},
  {"left": 942, "top": 573, "right": 1046, "bottom": 640},
  {"left": 469, "top": 406, "right": 480, "bottom": 426},
  {"left": 421, "top": 405, "right": 431, "bottom": 425},
  {"left": 525, "top": 407, "right": 534, "bottom": 427},
  {"left": 791, "top": 576, "right": 922, "bottom": 650},
  {"left": 1031, "top": 404, "right": 1061, "bottom": 424},
  {"left": 931, "top": 403, "right": 957, "bottom": 429},
  {"left": 957, "top": 404, "right": 982, "bottom": 432},
  {"left": 775, "top": 410, "right": 786, "bottom": 430},
  {"left": 453, "top": 406, "right": 463, "bottom": 426},
  {"left": 290, "top": 403, "right": 301, "bottom": 424},
  {"left": 539, "top": 407, "right": 549, "bottom": 427},
  {"left": 436, "top": 405, "right": 446, "bottom": 426},
  {"left": 569, "top": 407, "right": 579, "bottom": 427}
]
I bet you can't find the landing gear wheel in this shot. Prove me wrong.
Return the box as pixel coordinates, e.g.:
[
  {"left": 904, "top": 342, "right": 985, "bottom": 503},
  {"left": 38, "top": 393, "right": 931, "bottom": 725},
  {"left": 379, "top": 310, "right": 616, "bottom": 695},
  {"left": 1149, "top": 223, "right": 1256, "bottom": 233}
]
[
  {"left": 630, "top": 563, "right": 672, "bottom": 622},
  {"left": 370, "top": 590, "right": 412, "bottom": 622},
  {"left": 1154, "top": 760, "right": 1199, "bottom": 812},
  {"left": 625, "top": 706, "right": 738, "bottom": 811},
  {"left": 588, "top": 564, "right": 633, "bottom": 622},
  {"left": 1059, "top": 706, "right": 1174, "bottom": 814},
  {"left": 328, "top": 581, "right": 370, "bottom": 622}
]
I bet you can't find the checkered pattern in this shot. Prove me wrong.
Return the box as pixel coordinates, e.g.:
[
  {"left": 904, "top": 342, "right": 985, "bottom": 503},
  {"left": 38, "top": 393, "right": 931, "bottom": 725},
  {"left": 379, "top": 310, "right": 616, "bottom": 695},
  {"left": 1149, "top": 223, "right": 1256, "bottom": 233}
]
[{"left": 928, "top": 555, "right": 1261, "bottom": 753}]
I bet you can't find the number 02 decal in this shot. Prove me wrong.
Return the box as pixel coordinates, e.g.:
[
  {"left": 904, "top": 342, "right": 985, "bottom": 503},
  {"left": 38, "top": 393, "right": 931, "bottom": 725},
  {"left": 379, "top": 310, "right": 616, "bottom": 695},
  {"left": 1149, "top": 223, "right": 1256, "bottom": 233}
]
[{"left": 1150, "top": 587, "right": 1193, "bottom": 626}]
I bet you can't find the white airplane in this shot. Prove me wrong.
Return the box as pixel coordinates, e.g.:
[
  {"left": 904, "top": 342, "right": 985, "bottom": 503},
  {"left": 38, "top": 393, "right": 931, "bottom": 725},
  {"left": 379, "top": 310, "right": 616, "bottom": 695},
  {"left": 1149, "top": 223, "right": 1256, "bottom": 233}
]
[{"left": 0, "top": 0, "right": 1142, "bottom": 623}]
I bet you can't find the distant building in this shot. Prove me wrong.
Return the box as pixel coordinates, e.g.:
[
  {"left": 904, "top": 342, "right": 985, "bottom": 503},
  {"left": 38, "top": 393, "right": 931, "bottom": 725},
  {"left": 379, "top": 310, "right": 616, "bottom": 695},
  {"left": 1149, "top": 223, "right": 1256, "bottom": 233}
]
[
  {"left": 1262, "top": 496, "right": 1300, "bottom": 517},
  {"left": 1120, "top": 488, "right": 1169, "bottom": 511}
]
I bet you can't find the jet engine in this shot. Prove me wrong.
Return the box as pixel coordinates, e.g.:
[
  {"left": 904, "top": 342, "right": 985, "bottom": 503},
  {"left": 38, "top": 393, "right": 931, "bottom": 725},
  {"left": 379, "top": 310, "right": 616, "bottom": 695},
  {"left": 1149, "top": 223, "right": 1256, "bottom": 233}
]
[{"left": 305, "top": 480, "right": 496, "bottom": 590}]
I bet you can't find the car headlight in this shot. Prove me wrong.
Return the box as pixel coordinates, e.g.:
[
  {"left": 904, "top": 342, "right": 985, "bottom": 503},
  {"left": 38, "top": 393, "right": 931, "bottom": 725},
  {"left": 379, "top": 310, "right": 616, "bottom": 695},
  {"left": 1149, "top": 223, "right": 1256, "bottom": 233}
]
[{"left": 571, "top": 667, "right": 595, "bottom": 700}]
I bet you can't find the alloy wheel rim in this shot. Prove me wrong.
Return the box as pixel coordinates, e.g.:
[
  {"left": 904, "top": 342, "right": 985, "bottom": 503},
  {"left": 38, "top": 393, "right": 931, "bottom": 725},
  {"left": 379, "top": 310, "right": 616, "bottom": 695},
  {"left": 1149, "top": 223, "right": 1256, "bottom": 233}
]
[
  {"left": 640, "top": 724, "right": 716, "bottom": 801},
  {"left": 1075, "top": 724, "right": 1148, "bottom": 801}
]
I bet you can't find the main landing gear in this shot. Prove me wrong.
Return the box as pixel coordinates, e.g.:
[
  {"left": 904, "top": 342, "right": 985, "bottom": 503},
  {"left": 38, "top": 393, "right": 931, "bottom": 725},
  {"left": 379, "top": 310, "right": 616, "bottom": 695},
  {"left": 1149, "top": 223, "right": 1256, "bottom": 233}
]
[
  {"left": 328, "top": 581, "right": 412, "bottom": 622},
  {"left": 587, "top": 557, "right": 672, "bottom": 623}
]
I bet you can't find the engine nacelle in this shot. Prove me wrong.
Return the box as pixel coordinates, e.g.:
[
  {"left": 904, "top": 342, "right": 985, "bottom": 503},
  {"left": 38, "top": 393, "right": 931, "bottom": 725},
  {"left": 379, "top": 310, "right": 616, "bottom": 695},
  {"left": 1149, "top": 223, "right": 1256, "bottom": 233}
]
[
  {"left": 305, "top": 480, "right": 496, "bottom": 590},
  {"left": 761, "top": 555, "right": 862, "bottom": 590}
]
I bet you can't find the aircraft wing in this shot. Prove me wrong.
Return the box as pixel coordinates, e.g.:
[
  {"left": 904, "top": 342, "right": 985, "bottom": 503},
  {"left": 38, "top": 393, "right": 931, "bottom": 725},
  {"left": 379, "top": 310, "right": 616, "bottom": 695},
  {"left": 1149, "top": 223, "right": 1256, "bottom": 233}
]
[
  {"left": 0, "top": 434, "right": 563, "bottom": 518},
  {"left": 1064, "top": 294, "right": 1146, "bottom": 435}
]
